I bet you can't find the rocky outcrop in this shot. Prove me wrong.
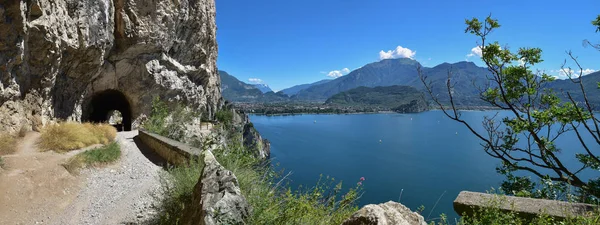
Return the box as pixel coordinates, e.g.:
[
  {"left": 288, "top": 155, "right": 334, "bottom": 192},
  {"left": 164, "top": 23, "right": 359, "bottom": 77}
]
[
  {"left": 0, "top": 0, "right": 221, "bottom": 133},
  {"left": 182, "top": 150, "right": 250, "bottom": 225},
  {"left": 242, "top": 123, "right": 270, "bottom": 159},
  {"left": 342, "top": 201, "right": 427, "bottom": 225},
  {"left": 392, "top": 99, "right": 428, "bottom": 113}
]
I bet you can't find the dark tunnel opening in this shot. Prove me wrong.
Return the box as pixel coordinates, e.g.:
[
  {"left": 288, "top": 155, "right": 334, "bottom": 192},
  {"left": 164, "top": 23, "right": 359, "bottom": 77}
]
[{"left": 85, "top": 89, "right": 132, "bottom": 131}]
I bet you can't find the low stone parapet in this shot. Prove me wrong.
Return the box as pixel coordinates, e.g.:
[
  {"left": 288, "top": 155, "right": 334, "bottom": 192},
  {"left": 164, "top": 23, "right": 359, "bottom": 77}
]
[
  {"left": 138, "top": 130, "right": 202, "bottom": 165},
  {"left": 454, "top": 191, "right": 597, "bottom": 220}
]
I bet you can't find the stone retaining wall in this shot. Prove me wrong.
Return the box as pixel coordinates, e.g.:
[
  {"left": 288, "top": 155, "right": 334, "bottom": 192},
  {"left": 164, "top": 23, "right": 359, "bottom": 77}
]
[
  {"left": 454, "top": 191, "right": 597, "bottom": 220},
  {"left": 138, "top": 130, "right": 202, "bottom": 165}
]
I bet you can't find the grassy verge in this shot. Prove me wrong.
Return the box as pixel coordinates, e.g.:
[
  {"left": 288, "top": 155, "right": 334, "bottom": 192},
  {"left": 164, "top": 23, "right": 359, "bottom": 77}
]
[
  {"left": 40, "top": 122, "right": 117, "bottom": 152},
  {"left": 0, "top": 133, "right": 17, "bottom": 155},
  {"left": 155, "top": 158, "right": 204, "bottom": 224},
  {"left": 154, "top": 137, "right": 361, "bottom": 225},
  {"left": 63, "top": 142, "right": 121, "bottom": 174}
]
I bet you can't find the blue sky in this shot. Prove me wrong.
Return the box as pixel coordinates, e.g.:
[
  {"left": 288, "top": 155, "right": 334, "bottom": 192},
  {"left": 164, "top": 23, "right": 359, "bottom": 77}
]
[{"left": 215, "top": 0, "right": 599, "bottom": 91}]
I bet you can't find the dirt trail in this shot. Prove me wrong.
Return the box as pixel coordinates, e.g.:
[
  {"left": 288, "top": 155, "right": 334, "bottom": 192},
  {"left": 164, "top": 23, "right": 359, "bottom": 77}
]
[
  {"left": 0, "top": 130, "right": 164, "bottom": 225},
  {"left": 0, "top": 132, "right": 83, "bottom": 225}
]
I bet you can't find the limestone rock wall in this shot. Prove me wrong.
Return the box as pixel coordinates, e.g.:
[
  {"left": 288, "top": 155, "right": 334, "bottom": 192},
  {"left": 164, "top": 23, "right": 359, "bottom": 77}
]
[
  {"left": 0, "top": 0, "right": 221, "bottom": 132},
  {"left": 182, "top": 150, "right": 250, "bottom": 225}
]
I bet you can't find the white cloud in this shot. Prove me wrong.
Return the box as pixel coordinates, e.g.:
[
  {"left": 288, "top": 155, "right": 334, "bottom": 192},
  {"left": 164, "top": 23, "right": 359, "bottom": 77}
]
[
  {"left": 550, "top": 68, "right": 597, "bottom": 79},
  {"left": 581, "top": 68, "right": 597, "bottom": 75},
  {"left": 379, "top": 46, "right": 416, "bottom": 60},
  {"left": 248, "top": 78, "right": 263, "bottom": 84},
  {"left": 466, "top": 46, "right": 483, "bottom": 58},
  {"left": 518, "top": 58, "right": 525, "bottom": 66},
  {"left": 327, "top": 67, "right": 351, "bottom": 78}
]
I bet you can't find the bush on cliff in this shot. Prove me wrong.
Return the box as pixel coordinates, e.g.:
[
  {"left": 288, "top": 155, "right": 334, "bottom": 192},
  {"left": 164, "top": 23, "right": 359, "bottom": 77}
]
[
  {"left": 215, "top": 109, "right": 234, "bottom": 125},
  {"left": 155, "top": 158, "right": 204, "bottom": 225},
  {"left": 144, "top": 96, "right": 199, "bottom": 141},
  {"left": 212, "top": 135, "right": 361, "bottom": 224}
]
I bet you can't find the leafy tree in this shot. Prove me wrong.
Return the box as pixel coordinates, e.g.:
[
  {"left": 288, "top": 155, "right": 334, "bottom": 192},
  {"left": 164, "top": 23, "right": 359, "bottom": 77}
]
[{"left": 419, "top": 15, "right": 600, "bottom": 202}]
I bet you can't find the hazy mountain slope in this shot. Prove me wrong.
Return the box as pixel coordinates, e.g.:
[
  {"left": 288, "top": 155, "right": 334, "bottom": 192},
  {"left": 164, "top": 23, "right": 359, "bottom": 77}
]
[
  {"left": 547, "top": 71, "right": 600, "bottom": 109},
  {"left": 281, "top": 79, "right": 332, "bottom": 96},
  {"left": 325, "top": 85, "right": 428, "bottom": 113},
  {"left": 219, "top": 70, "right": 265, "bottom": 102},
  {"left": 219, "top": 70, "right": 288, "bottom": 103}
]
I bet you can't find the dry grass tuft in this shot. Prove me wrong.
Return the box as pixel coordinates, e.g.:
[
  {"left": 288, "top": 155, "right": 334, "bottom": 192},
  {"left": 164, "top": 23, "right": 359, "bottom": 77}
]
[
  {"left": 0, "top": 133, "right": 17, "bottom": 155},
  {"left": 18, "top": 124, "right": 28, "bottom": 138},
  {"left": 40, "top": 122, "right": 117, "bottom": 152}
]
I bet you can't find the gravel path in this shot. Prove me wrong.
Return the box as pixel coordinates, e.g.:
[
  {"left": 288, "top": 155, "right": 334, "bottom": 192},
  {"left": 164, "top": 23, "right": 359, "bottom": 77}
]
[{"left": 51, "top": 130, "right": 165, "bottom": 225}]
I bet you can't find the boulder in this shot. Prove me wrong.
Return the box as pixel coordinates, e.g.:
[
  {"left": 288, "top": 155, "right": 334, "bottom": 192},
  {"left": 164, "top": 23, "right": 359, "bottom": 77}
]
[
  {"left": 182, "top": 150, "right": 250, "bottom": 225},
  {"left": 342, "top": 201, "right": 427, "bottom": 225}
]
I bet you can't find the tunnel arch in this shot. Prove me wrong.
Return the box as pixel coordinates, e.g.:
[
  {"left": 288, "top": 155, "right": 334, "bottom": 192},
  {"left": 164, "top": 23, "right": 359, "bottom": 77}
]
[{"left": 84, "top": 89, "right": 132, "bottom": 131}]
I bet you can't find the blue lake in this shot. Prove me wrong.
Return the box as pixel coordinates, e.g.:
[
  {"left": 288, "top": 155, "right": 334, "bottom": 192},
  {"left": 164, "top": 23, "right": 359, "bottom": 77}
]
[{"left": 249, "top": 110, "right": 600, "bottom": 221}]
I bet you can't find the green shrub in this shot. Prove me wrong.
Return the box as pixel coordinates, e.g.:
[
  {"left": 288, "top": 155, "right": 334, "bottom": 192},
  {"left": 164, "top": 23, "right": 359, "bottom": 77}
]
[
  {"left": 0, "top": 156, "right": 4, "bottom": 169},
  {"left": 143, "top": 97, "right": 199, "bottom": 141},
  {"left": 213, "top": 137, "right": 361, "bottom": 224},
  {"left": 155, "top": 158, "right": 204, "bottom": 225},
  {"left": 215, "top": 109, "right": 234, "bottom": 125},
  {"left": 63, "top": 142, "right": 121, "bottom": 174},
  {"left": 144, "top": 97, "right": 170, "bottom": 135}
]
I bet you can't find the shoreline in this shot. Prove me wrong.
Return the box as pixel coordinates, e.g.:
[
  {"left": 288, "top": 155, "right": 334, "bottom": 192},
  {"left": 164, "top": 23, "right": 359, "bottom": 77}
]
[{"left": 247, "top": 108, "right": 505, "bottom": 116}]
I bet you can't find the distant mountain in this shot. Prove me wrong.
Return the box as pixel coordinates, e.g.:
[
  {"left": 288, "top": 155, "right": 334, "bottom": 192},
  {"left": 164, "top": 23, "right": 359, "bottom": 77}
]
[
  {"left": 293, "top": 58, "right": 489, "bottom": 106},
  {"left": 280, "top": 79, "right": 332, "bottom": 96},
  {"left": 325, "top": 85, "right": 428, "bottom": 113},
  {"left": 548, "top": 71, "right": 600, "bottom": 109},
  {"left": 219, "top": 70, "right": 287, "bottom": 103},
  {"left": 253, "top": 84, "right": 273, "bottom": 93}
]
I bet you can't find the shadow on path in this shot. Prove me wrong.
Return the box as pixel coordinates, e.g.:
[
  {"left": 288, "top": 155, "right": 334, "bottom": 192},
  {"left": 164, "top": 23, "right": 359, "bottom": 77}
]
[{"left": 132, "top": 136, "right": 170, "bottom": 170}]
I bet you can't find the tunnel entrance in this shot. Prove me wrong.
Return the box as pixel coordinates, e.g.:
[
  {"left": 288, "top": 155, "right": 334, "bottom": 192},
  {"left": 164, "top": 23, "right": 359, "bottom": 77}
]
[{"left": 85, "top": 89, "right": 132, "bottom": 131}]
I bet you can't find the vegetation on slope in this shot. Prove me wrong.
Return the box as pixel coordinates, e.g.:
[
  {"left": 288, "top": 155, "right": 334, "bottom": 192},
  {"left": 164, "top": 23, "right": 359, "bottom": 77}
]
[
  {"left": 63, "top": 142, "right": 121, "bottom": 174},
  {"left": 147, "top": 99, "right": 361, "bottom": 225},
  {"left": 325, "top": 85, "right": 428, "bottom": 113},
  {"left": 143, "top": 97, "right": 200, "bottom": 142},
  {"left": 40, "top": 122, "right": 116, "bottom": 152}
]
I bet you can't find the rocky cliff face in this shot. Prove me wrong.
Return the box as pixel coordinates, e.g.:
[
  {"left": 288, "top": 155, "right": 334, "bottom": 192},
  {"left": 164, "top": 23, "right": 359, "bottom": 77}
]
[{"left": 0, "top": 0, "right": 221, "bottom": 132}]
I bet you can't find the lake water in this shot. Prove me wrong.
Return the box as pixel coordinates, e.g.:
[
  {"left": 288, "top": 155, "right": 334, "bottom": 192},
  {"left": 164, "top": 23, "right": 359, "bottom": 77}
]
[{"left": 249, "top": 110, "right": 599, "bottom": 221}]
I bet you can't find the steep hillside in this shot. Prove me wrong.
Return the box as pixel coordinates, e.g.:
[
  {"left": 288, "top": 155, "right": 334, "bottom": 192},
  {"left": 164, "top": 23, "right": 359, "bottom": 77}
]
[
  {"left": 281, "top": 79, "right": 332, "bottom": 96},
  {"left": 325, "top": 85, "right": 428, "bottom": 113},
  {"left": 548, "top": 71, "right": 600, "bottom": 109},
  {"left": 220, "top": 70, "right": 265, "bottom": 102},
  {"left": 219, "top": 70, "right": 288, "bottom": 103}
]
